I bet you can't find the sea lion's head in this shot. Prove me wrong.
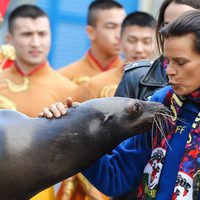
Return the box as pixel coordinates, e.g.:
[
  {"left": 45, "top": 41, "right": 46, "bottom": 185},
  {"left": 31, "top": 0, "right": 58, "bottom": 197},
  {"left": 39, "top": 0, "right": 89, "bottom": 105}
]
[{"left": 79, "top": 97, "right": 169, "bottom": 140}]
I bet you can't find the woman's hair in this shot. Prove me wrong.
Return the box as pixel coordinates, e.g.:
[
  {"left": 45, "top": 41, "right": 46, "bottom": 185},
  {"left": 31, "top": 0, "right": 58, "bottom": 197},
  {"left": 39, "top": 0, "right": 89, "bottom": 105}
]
[
  {"left": 160, "top": 10, "right": 200, "bottom": 54},
  {"left": 156, "top": 0, "right": 200, "bottom": 54}
]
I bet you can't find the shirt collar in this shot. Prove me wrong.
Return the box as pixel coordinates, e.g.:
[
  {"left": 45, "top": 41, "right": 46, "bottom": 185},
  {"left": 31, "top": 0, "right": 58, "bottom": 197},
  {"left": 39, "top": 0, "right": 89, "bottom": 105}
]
[
  {"left": 14, "top": 61, "right": 47, "bottom": 76},
  {"left": 87, "top": 50, "right": 120, "bottom": 71}
]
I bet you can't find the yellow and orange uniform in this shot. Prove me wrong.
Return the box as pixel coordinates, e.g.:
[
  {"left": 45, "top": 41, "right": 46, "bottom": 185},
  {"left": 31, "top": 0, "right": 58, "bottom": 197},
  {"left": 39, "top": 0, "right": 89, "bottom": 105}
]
[
  {"left": 74, "top": 65, "right": 124, "bottom": 102},
  {"left": 58, "top": 50, "right": 123, "bottom": 85},
  {"left": 56, "top": 173, "right": 109, "bottom": 200},
  {"left": 0, "top": 62, "right": 77, "bottom": 116}
]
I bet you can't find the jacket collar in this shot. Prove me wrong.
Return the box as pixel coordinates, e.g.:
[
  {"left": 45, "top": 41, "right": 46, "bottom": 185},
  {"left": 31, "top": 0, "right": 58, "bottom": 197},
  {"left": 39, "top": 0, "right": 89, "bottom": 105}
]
[{"left": 140, "top": 56, "right": 168, "bottom": 87}]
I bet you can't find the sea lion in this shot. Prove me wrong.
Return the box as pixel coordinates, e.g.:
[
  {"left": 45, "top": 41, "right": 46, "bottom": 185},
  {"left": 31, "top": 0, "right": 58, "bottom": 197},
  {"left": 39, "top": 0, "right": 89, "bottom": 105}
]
[{"left": 0, "top": 97, "right": 167, "bottom": 199}]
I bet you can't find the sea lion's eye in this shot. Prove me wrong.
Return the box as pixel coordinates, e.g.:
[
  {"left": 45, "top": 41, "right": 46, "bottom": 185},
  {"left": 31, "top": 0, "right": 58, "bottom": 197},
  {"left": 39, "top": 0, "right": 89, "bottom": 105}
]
[
  {"left": 127, "top": 103, "right": 142, "bottom": 114},
  {"left": 133, "top": 103, "right": 141, "bottom": 112}
]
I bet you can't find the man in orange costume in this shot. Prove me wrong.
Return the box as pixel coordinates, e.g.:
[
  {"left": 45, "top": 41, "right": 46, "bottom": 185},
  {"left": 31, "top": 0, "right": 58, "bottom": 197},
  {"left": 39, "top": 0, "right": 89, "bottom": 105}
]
[
  {"left": 58, "top": 0, "right": 126, "bottom": 85},
  {"left": 73, "top": 11, "right": 157, "bottom": 102},
  {"left": 0, "top": 5, "right": 77, "bottom": 200}
]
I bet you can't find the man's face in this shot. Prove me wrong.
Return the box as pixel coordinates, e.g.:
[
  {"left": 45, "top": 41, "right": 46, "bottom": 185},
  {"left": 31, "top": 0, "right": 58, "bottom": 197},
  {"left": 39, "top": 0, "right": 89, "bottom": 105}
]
[
  {"left": 8, "top": 16, "right": 51, "bottom": 67},
  {"left": 120, "top": 25, "right": 156, "bottom": 62},
  {"left": 88, "top": 8, "right": 126, "bottom": 56}
]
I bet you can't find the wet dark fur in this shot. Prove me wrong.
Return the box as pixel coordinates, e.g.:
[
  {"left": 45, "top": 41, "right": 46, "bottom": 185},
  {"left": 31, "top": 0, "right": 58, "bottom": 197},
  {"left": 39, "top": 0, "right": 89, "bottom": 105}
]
[{"left": 0, "top": 97, "right": 166, "bottom": 199}]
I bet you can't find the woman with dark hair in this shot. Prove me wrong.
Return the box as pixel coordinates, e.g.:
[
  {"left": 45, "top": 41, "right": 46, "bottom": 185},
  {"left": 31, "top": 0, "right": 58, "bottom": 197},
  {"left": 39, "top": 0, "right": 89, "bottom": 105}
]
[
  {"left": 80, "top": 10, "right": 200, "bottom": 200},
  {"left": 115, "top": 0, "right": 200, "bottom": 102},
  {"left": 156, "top": 0, "right": 200, "bottom": 54},
  {"left": 109, "top": 2, "right": 200, "bottom": 198}
]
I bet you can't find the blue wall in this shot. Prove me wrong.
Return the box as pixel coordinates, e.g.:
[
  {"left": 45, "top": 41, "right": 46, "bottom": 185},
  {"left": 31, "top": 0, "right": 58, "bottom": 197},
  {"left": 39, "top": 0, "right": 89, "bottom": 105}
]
[{"left": 36, "top": 0, "right": 138, "bottom": 69}]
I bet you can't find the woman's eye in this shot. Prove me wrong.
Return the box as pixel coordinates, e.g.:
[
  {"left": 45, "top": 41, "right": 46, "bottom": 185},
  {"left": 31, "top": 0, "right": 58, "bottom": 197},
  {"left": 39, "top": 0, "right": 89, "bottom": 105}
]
[{"left": 175, "top": 59, "right": 187, "bottom": 66}]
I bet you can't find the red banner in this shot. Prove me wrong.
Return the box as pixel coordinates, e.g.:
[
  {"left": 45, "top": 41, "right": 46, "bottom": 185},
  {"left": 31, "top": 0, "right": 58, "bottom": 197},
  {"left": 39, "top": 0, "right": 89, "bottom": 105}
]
[{"left": 0, "top": 0, "right": 10, "bottom": 17}]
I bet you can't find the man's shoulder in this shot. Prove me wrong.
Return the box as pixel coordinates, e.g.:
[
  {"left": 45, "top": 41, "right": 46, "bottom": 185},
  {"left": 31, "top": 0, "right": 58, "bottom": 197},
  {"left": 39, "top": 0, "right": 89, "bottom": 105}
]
[
  {"left": 50, "top": 70, "right": 77, "bottom": 88},
  {"left": 58, "top": 58, "right": 86, "bottom": 72},
  {"left": 0, "top": 69, "right": 8, "bottom": 77},
  {"left": 0, "top": 66, "right": 16, "bottom": 78},
  {"left": 124, "top": 60, "right": 154, "bottom": 73}
]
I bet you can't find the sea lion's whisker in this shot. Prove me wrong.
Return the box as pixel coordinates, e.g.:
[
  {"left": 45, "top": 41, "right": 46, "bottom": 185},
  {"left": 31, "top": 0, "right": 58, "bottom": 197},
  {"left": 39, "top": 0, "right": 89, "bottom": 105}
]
[
  {"left": 156, "top": 110, "right": 189, "bottom": 125},
  {"left": 155, "top": 111, "right": 189, "bottom": 127},
  {"left": 160, "top": 114, "right": 170, "bottom": 134},
  {"left": 151, "top": 111, "right": 169, "bottom": 148},
  {"left": 151, "top": 115, "right": 161, "bottom": 147},
  {"left": 175, "top": 117, "right": 189, "bottom": 125},
  {"left": 154, "top": 115, "right": 172, "bottom": 150},
  {"left": 155, "top": 112, "right": 172, "bottom": 120},
  {"left": 155, "top": 116, "right": 172, "bottom": 150},
  {"left": 154, "top": 112, "right": 172, "bottom": 131}
]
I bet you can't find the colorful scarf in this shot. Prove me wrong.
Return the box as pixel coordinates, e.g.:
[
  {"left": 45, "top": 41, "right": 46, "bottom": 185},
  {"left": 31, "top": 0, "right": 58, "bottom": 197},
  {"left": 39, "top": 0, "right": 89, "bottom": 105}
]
[{"left": 138, "top": 88, "right": 200, "bottom": 200}]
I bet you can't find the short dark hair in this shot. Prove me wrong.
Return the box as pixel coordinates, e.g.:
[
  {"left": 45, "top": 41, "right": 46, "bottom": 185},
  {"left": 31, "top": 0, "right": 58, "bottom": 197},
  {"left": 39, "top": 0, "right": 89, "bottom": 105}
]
[
  {"left": 121, "top": 11, "right": 156, "bottom": 35},
  {"left": 156, "top": 0, "right": 200, "bottom": 54},
  {"left": 8, "top": 4, "right": 48, "bottom": 33},
  {"left": 160, "top": 10, "right": 200, "bottom": 53},
  {"left": 87, "top": 0, "right": 124, "bottom": 27}
]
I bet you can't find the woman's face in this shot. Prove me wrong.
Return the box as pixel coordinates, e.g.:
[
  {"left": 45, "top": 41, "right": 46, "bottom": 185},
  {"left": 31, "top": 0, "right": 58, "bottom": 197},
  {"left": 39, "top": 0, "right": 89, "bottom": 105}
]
[
  {"left": 164, "top": 34, "right": 200, "bottom": 96},
  {"left": 164, "top": 2, "right": 196, "bottom": 23}
]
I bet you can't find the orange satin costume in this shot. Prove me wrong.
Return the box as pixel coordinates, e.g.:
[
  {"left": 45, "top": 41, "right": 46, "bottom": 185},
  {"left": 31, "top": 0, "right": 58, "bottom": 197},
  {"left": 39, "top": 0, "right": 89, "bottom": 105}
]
[
  {"left": 0, "top": 62, "right": 77, "bottom": 116},
  {"left": 74, "top": 65, "right": 124, "bottom": 102},
  {"left": 58, "top": 50, "right": 123, "bottom": 85},
  {"left": 56, "top": 173, "right": 109, "bottom": 200}
]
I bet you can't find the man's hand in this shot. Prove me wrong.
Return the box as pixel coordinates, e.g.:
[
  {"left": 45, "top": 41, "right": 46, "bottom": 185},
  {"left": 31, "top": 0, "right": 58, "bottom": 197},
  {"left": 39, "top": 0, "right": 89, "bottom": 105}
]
[{"left": 38, "top": 97, "right": 78, "bottom": 118}]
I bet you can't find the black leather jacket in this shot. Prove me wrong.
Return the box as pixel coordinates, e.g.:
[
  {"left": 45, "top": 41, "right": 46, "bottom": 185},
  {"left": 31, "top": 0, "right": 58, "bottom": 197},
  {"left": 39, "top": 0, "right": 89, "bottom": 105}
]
[
  {"left": 112, "top": 57, "right": 168, "bottom": 200},
  {"left": 115, "top": 57, "right": 168, "bottom": 100}
]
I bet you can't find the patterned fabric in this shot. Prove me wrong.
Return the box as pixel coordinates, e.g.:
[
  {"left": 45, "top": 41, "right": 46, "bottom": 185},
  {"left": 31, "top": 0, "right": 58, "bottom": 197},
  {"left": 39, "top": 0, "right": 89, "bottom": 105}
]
[{"left": 139, "top": 88, "right": 200, "bottom": 199}]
